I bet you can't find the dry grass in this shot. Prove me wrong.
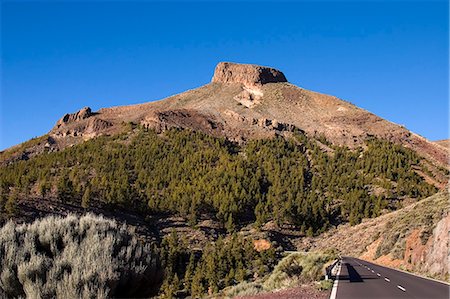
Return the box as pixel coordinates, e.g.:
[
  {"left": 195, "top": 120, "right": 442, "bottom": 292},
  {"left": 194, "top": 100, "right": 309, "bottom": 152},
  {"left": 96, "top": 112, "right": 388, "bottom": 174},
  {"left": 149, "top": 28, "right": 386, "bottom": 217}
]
[{"left": 0, "top": 213, "right": 161, "bottom": 298}]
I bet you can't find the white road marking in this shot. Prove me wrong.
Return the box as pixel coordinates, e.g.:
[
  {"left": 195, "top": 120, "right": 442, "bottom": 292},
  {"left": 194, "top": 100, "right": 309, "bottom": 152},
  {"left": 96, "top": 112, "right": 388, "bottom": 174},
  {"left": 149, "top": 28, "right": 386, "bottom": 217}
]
[
  {"left": 385, "top": 277, "right": 391, "bottom": 282},
  {"left": 397, "top": 285, "right": 406, "bottom": 291},
  {"left": 329, "top": 262, "right": 342, "bottom": 299},
  {"left": 377, "top": 273, "right": 381, "bottom": 277},
  {"left": 371, "top": 270, "right": 375, "bottom": 273}
]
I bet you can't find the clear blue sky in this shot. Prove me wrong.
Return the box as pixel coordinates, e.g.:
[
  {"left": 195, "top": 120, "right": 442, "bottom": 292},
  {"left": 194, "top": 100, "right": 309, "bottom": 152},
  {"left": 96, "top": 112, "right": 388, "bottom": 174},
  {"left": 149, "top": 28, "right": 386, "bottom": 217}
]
[{"left": 1, "top": 0, "right": 448, "bottom": 150}]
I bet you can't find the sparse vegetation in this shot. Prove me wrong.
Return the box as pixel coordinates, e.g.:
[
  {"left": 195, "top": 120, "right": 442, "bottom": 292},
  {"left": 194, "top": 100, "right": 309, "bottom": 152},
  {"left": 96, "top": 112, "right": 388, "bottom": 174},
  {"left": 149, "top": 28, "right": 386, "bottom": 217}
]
[
  {"left": 263, "top": 251, "right": 336, "bottom": 290},
  {"left": 0, "top": 214, "right": 161, "bottom": 298},
  {"left": 318, "top": 279, "right": 333, "bottom": 290},
  {"left": 0, "top": 134, "right": 49, "bottom": 163}
]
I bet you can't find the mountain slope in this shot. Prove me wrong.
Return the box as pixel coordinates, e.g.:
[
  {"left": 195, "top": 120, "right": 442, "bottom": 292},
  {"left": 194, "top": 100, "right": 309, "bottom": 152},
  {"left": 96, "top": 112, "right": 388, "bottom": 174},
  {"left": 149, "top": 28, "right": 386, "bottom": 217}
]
[
  {"left": 2, "top": 63, "right": 447, "bottom": 182},
  {"left": 434, "top": 139, "right": 449, "bottom": 150}
]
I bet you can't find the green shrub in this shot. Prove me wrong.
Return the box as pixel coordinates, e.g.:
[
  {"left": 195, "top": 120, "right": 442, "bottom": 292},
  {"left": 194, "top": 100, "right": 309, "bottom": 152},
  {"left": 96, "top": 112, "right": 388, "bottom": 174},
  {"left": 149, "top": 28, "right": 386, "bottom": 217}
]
[
  {"left": 0, "top": 214, "right": 162, "bottom": 298},
  {"left": 318, "top": 279, "right": 333, "bottom": 290}
]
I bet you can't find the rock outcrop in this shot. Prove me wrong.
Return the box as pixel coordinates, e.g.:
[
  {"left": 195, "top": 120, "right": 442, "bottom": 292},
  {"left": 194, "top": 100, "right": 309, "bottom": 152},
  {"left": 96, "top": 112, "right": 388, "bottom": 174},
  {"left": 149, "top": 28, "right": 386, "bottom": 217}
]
[
  {"left": 53, "top": 118, "right": 112, "bottom": 138},
  {"left": 51, "top": 107, "right": 113, "bottom": 139},
  {"left": 211, "top": 62, "right": 288, "bottom": 87},
  {"left": 55, "top": 107, "right": 93, "bottom": 128},
  {"left": 140, "top": 110, "right": 222, "bottom": 135}
]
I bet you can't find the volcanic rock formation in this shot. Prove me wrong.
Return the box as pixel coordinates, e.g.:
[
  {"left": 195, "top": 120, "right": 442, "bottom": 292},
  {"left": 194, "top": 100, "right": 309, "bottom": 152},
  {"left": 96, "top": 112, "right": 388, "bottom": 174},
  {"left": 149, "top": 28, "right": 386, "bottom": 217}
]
[
  {"left": 55, "top": 107, "right": 93, "bottom": 128},
  {"left": 211, "top": 62, "right": 288, "bottom": 87}
]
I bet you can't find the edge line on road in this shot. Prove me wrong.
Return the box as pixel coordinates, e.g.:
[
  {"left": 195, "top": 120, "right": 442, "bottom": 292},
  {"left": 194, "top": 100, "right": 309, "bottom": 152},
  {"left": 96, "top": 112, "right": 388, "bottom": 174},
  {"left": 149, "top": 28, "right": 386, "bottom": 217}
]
[{"left": 329, "top": 261, "right": 341, "bottom": 299}]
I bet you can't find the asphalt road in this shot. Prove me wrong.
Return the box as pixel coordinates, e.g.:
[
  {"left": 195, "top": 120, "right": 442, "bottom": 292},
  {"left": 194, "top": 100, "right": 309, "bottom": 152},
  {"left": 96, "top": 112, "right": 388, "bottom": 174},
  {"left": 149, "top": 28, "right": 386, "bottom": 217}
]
[{"left": 332, "top": 256, "right": 449, "bottom": 299}]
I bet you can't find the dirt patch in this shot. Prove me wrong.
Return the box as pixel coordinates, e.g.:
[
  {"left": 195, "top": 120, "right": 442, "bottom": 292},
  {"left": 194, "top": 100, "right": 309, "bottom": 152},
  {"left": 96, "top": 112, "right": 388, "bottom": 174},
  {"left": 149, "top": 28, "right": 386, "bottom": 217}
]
[{"left": 253, "top": 239, "right": 272, "bottom": 252}]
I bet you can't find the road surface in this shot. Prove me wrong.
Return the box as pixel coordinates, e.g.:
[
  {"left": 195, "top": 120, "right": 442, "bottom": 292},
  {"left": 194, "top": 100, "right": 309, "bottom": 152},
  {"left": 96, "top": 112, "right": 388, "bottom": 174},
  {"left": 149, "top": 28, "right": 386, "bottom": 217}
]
[{"left": 331, "top": 256, "right": 449, "bottom": 299}]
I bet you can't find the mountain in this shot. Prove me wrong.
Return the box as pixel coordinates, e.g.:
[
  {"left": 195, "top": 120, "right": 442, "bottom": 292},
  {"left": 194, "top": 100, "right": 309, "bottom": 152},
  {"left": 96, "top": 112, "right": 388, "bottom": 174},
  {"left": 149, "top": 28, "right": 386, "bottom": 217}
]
[
  {"left": 0, "top": 62, "right": 449, "bottom": 218},
  {"left": 2, "top": 63, "right": 448, "bottom": 179},
  {"left": 0, "top": 62, "right": 448, "bottom": 297}
]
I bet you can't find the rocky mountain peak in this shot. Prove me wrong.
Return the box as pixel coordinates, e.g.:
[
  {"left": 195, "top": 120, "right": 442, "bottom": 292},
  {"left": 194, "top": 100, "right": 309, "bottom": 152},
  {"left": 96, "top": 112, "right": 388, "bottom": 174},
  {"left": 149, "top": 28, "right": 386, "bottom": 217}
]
[{"left": 211, "top": 62, "right": 288, "bottom": 87}]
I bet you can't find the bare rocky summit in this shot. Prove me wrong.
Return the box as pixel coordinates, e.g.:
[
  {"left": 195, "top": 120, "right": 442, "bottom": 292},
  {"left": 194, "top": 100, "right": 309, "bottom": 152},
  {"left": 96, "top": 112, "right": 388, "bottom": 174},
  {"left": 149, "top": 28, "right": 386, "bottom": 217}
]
[{"left": 211, "top": 62, "right": 287, "bottom": 87}]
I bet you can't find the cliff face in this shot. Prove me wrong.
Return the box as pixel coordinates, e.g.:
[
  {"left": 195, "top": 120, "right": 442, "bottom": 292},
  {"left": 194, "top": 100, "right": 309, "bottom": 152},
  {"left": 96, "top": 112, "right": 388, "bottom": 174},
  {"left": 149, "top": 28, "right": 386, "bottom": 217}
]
[
  {"left": 426, "top": 214, "right": 449, "bottom": 278},
  {"left": 211, "top": 62, "right": 288, "bottom": 87}
]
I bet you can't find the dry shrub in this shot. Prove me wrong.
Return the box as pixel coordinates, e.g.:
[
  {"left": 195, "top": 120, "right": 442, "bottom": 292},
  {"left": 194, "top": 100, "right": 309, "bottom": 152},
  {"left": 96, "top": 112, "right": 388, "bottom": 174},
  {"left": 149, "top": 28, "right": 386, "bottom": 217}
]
[
  {"left": 0, "top": 213, "right": 162, "bottom": 298},
  {"left": 224, "top": 250, "right": 337, "bottom": 298},
  {"left": 263, "top": 251, "right": 336, "bottom": 290}
]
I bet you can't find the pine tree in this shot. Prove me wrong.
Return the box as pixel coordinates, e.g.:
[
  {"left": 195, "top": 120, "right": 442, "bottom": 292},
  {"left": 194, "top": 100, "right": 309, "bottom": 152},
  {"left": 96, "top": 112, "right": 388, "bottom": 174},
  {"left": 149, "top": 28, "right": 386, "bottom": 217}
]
[
  {"left": 225, "top": 213, "right": 235, "bottom": 233},
  {"left": 184, "top": 252, "right": 195, "bottom": 290},
  {"left": 5, "top": 191, "right": 18, "bottom": 216},
  {"left": 82, "top": 185, "right": 91, "bottom": 209}
]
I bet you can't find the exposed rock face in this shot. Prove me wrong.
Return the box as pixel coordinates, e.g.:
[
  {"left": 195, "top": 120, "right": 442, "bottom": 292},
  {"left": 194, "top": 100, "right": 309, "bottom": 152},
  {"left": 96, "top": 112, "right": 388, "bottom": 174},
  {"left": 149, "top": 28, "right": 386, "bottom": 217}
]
[
  {"left": 211, "top": 62, "right": 288, "bottom": 87},
  {"left": 140, "top": 110, "right": 222, "bottom": 135},
  {"left": 424, "top": 212, "right": 449, "bottom": 278},
  {"left": 53, "top": 118, "right": 112, "bottom": 138},
  {"left": 51, "top": 107, "right": 113, "bottom": 139},
  {"left": 55, "top": 107, "right": 93, "bottom": 128},
  {"left": 253, "top": 239, "right": 272, "bottom": 252}
]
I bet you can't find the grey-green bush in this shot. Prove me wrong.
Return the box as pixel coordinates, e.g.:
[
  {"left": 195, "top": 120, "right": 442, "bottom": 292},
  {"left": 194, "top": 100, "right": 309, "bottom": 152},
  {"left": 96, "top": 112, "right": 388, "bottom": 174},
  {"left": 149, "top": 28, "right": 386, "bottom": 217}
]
[
  {"left": 263, "top": 251, "right": 336, "bottom": 290},
  {"left": 224, "top": 250, "right": 337, "bottom": 298},
  {"left": 0, "top": 214, "right": 162, "bottom": 298}
]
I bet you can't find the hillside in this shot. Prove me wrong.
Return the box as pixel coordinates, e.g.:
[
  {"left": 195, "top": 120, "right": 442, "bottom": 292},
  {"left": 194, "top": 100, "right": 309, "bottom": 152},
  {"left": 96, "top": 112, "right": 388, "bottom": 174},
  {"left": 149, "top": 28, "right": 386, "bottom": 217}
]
[
  {"left": 0, "top": 62, "right": 448, "bottom": 297},
  {"left": 297, "top": 189, "right": 449, "bottom": 282},
  {"left": 0, "top": 127, "right": 438, "bottom": 229},
  {"left": 434, "top": 139, "right": 449, "bottom": 150}
]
